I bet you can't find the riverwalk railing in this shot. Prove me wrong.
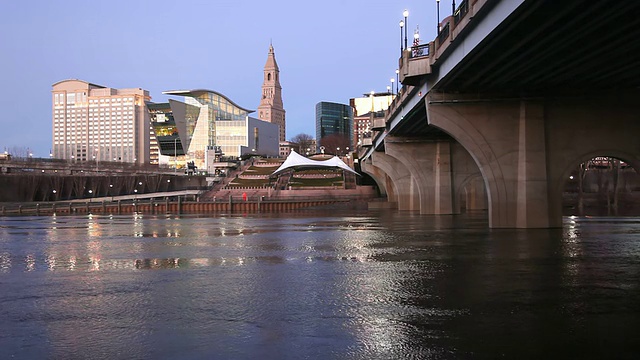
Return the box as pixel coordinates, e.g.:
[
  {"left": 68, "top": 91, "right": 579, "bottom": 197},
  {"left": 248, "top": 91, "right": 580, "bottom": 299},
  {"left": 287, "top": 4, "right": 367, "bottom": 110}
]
[{"left": 0, "top": 193, "right": 375, "bottom": 217}]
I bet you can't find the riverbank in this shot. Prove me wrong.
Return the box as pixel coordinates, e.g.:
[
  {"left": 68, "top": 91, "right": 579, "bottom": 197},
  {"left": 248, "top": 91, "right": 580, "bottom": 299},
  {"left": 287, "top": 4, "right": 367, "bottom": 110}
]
[{"left": 0, "top": 195, "right": 375, "bottom": 217}]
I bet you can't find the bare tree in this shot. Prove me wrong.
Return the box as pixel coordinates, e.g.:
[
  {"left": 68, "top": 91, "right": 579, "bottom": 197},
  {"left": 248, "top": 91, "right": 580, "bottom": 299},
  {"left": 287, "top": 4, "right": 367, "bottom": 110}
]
[
  {"left": 319, "top": 133, "right": 351, "bottom": 155},
  {"left": 290, "top": 133, "right": 314, "bottom": 154},
  {"left": 6, "top": 146, "right": 32, "bottom": 159}
]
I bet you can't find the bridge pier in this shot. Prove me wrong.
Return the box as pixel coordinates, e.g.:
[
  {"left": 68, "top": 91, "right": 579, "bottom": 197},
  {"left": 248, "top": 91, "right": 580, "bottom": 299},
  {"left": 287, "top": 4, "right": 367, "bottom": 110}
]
[
  {"left": 361, "top": 158, "right": 397, "bottom": 208},
  {"left": 426, "top": 91, "right": 640, "bottom": 228},
  {"left": 384, "top": 138, "right": 454, "bottom": 215},
  {"left": 370, "top": 152, "right": 419, "bottom": 211},
  {"left": 427, "top": 96, "right": 551, "bottom": 228}
]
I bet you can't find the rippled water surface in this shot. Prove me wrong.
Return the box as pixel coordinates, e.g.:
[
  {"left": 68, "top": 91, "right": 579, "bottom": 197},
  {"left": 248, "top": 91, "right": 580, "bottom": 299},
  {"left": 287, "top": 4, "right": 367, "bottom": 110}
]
[{"left": 1, "top": 209, "right": 639, "bottom": 359}]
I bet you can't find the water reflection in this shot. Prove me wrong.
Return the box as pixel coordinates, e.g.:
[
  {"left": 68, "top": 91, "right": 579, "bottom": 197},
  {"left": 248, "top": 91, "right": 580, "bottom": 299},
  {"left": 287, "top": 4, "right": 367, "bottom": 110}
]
[{"left": 1, "top": 212, "right": 639, "bottom": 358}]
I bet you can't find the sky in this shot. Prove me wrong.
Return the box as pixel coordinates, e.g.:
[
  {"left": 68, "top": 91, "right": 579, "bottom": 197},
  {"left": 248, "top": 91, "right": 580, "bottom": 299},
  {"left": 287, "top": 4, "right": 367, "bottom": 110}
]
[{"left": 0, "top": 0, "right": 441, "bottom": 158}]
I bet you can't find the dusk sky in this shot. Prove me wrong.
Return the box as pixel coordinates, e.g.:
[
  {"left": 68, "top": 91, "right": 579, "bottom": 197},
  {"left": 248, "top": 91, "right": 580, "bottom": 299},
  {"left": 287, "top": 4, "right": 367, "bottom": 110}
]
[{"left": 0, "top": 0, "right": 442, "bottom": 157}]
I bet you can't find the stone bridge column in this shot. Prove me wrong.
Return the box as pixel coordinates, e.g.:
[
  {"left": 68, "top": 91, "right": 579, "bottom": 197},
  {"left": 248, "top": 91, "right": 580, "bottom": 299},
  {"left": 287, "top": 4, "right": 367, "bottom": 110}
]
[
  {"left": 361, "top": 157, "right": 398, "bottom": 207},
  {"left": 427, "top": 95, "right": 550, "bottom": 228},
  {"left": 370, "top": 151, "right": 419, "bottom": 211},
  {"left": 451, "top": 142, "right": 487, "bottom": 212},
  {"left": 384, "top": 137, "right": 454, "bottom": 215}
]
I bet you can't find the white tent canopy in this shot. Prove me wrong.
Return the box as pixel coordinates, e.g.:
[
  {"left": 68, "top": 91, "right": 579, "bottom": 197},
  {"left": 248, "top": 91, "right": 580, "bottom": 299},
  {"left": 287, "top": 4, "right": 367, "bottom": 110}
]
[{"left": 271, "top": 150, "right": 359, "bottom": 176}]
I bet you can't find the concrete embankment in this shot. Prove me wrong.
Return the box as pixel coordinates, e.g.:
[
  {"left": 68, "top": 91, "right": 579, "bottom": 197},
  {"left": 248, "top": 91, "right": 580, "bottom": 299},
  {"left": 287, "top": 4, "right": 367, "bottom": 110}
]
[{"left": 0, "top": 196, "right": 373, "bottom": 217}]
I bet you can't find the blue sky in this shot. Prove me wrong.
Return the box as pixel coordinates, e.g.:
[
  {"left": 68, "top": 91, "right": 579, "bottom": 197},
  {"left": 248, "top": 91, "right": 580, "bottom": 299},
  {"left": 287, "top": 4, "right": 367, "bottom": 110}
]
[{"left": 0, "top": 0, "right": 440, "bottom": 157}]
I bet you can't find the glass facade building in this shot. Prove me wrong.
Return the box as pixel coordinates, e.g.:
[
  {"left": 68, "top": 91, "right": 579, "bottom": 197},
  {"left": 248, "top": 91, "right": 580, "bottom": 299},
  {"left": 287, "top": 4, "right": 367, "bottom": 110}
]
[
  {"left": 163, "top": 89, "right": 252, "bottom": 168},
  {"left": 315, "top": 102, "right": 353, "bottom": 152},
  {"left": 162, "top": 89, "right": 279, "bottom": 169}
]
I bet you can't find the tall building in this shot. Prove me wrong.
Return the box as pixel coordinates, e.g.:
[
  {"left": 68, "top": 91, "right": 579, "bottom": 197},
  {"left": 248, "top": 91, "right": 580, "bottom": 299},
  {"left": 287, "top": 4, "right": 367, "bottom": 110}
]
[
  {"left": 315, "top": 102, "right": 353, "bottom": 154},
  {"left": 350, "top": 91, "right": 393, "bottom": 150},
  {"left": 257, "top": 44, "right": 286, "bottom": 142},
  {"left": 350, "top": 92, "right": 393, "bottom": 117},
  {"left": 51, "top": 79, "right": 151, "bottom": 164}
]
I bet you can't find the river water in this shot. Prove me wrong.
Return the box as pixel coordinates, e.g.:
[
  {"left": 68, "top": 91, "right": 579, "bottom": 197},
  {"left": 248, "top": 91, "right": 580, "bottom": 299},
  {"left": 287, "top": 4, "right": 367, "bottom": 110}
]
[{"left": 1, "top": 208, "right": 639, "bottom": 359}]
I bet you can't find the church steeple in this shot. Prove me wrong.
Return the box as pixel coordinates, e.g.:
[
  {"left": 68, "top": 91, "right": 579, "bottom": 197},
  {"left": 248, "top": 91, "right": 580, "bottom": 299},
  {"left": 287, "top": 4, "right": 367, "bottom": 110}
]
[{"left": 258, "top": 43, "right": 286, "bottom": 142}]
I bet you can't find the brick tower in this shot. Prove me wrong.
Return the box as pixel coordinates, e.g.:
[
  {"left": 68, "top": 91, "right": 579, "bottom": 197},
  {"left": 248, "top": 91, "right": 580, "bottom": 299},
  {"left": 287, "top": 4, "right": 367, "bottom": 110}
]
[{"left": 257, "top": 43, "right": 286, "bottom": 142}]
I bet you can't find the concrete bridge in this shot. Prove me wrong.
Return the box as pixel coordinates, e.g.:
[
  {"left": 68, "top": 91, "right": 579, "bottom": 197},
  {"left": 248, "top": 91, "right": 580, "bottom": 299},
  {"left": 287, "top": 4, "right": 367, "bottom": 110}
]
[{"left": 360, "top": 0, "right": 640, "bottom": 228}]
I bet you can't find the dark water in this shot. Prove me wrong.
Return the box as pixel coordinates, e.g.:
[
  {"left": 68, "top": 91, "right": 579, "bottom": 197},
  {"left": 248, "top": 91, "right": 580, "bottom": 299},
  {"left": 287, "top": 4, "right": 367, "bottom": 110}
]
[{"left": 1, "top": 209, "right": 639, "bottom": 359}]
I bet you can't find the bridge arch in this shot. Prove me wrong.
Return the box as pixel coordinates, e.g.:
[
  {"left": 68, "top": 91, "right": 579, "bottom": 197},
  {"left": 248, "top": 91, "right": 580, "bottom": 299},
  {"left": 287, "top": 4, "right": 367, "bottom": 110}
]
[
  {"left": 360, "top": 158, "right": 396, "bottom": 204},
  {"left": 425, "top": 90, "right": 640, "bottom": 227},
  {"left": 456, "top": 173, "right": 487, "bottom": 212},
  {"left": 425, "top": 96, "right": 517, "bottom": 227},
  {"left": 370, "top": 151, "right": 419, "bottom": 211},
  {"left": 551, "top": 150, "right": 640, "bottom": 220}
]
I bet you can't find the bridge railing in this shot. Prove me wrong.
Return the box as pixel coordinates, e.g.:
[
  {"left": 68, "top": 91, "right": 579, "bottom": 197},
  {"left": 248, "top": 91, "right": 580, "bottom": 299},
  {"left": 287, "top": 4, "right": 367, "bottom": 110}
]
[
  {"left": 454, "top": 0, "right": 470, "bottom": 25},
  {"left": 438, "top": 21, "right": 451, "bottom": 45}
]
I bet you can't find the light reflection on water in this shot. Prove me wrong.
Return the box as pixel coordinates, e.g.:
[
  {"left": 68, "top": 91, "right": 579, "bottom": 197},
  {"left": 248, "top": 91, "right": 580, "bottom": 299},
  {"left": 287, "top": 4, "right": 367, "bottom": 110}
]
[{"left": 0, "top": 210, "right": 639, "bottom": 359}]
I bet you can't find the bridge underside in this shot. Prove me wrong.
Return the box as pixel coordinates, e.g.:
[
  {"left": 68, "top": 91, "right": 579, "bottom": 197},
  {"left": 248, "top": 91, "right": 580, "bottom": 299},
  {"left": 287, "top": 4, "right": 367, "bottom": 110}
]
[
  {"left": 435, "top": 0, "right": 640, "bottom": 95},
  {"left": 362, "top": 0, "right": 640, "bottom": 228}
]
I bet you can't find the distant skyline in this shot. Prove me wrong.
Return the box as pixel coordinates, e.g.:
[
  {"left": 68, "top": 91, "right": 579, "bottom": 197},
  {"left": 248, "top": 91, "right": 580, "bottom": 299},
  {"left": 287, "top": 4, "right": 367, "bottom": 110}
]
[{"left": 0, "top": 0, "right": 443, "bottom": 157}]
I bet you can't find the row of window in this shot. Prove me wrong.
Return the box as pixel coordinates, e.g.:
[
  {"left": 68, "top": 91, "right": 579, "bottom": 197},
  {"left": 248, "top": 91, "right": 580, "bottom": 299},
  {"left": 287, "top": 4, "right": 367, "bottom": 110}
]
[
  {"left": 53, "top": 94, "right": 135, "bottom": 105},
  {"left": 55, "top": 131, "right": 135, "bottom": 137},
  {"left": 54, "top": 119, "right": 135, "bottom": 125},
  {"left": 54, "top": 110, "right": 134, "bottom": 115},
  {"left": 54, "top": 140, "right": 134, "bottom": 145}
]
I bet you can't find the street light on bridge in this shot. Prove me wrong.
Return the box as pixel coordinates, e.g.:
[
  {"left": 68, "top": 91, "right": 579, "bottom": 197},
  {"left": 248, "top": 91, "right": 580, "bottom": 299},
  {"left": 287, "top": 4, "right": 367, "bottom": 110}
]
[
  {"left": 437, "top": 0, "right": 441, "bottom": 34},
  {"left": 399, "top": 19, "right": 404, "bottom": 57},
  {"left": 403, "top": 9, "right": 409, "bottom": 50}
]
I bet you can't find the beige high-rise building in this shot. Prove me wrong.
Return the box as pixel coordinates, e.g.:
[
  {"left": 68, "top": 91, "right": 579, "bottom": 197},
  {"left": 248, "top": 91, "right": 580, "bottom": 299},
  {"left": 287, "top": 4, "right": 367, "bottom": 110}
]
[
  {"left": 257, "top": 44, "right": 286, "bottom": 142},
  {"left": 349, "top": 92, "right": 393, "bottom": 149},
  {"left": 51, "top": 79, "right": 151, "bottom": 164}
]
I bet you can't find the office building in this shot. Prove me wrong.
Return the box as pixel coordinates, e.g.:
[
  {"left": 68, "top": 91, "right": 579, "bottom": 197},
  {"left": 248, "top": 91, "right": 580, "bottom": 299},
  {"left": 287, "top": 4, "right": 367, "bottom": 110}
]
[
  {"left": 280, "top": 141, "right": 299, "bottom": 158},
  {"left": 350, "top": 91, "right": 393, "bottom": 117},
  {"left": 315, "top": 102, "right": 353, "bottom": 154},
  {"left": 350, "top": 92, "right": 393, "bottom": 149},
  {"left": 51, "top": 79, "right": 151, "bottom": 164}
]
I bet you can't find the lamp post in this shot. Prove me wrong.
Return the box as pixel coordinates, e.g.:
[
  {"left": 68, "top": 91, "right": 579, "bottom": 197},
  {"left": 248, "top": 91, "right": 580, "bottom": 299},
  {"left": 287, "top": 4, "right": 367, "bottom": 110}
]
[
  {"left": 396, "top": 69, "right": 399, "bottom": 94},
  {"left": 453, "top": 0, "right": 456, "bottom": 16},
  {"left": 174, "top": 137, "right": 177, "bottom": 174},
  {"left": 399, "top": 19, "right": 404, "bottom": 57},
  {"left": 437, "top": 0, "right": 441, "bottom": 34},
  {"left": 403, "top": 9, "right": 409, "bottom": 50},
  {"left": 390, "top": 78, "right": 394, "bottom": 96}
]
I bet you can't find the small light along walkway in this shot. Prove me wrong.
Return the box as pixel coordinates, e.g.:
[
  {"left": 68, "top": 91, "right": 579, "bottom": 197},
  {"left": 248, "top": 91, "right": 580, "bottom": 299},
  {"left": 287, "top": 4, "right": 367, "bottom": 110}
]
[
  {"left": 0, "top": 189, "right": 374, "bottom": 217},
  {"left": 66, "top": 190, "right": 202, "bottom": 203}
]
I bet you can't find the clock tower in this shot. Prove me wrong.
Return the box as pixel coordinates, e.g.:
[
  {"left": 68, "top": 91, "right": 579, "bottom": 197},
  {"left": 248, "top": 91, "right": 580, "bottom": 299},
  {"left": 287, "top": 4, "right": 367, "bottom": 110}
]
[{"left": 258, "top": 44, "right": 286, "bottom": 142}]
